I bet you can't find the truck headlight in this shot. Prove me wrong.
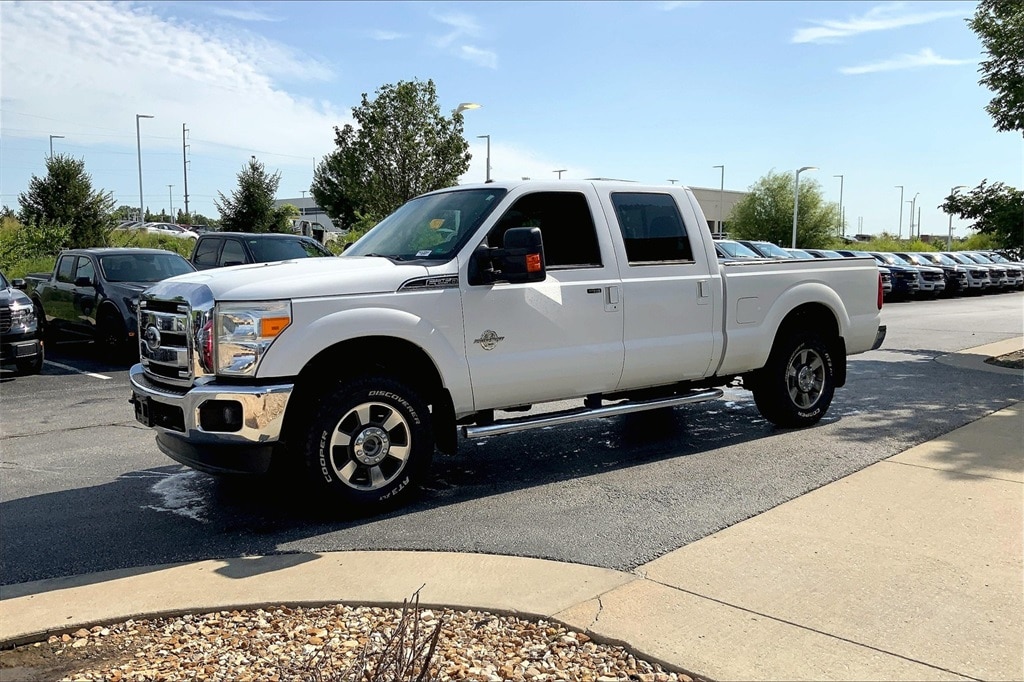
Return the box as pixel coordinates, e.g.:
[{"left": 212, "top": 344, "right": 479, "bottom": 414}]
[
  {"left": 8, "top": 302, "right": 37, "bottom": 333},
  {"left": 214, "top": 301, "right": 291, "bottom": 376}
]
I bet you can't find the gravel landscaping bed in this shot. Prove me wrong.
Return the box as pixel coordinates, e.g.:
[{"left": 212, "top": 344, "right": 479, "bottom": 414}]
[{"left": 0, "top": 603, "right": 700, "bottom": 682}]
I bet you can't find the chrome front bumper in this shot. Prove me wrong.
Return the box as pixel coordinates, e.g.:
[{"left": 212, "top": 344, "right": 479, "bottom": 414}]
[{"left": 130, "top": 364, "right": 294, "bottom": 471}]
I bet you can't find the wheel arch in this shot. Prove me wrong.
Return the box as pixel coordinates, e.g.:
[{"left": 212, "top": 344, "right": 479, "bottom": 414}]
[
  {"left": 285, "top": 336, "right": 458, "bottom": 455},
  {"left": 770, "top": 302, "right": 846, "bottom": 387}
]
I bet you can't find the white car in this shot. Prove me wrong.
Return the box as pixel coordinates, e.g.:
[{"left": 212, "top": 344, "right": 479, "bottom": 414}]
[{"left": 138, "top": 222, "right": 198, "bottom": 240}]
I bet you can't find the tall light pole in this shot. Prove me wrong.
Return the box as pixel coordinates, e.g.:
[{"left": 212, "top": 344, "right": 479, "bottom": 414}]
[
  {"left": 553, "top": 169, "right": 567, "bottom": 179},
  {"left": 167, "top": 185, "right": 173, "bottom": 220},
  {"left": 477, "top": 134, "right": 491, "bottom": 183},
  {"left": 667, "top": 179, "right": 678, "bottom": 184},
  {"left": 895, "top": 185, "right": 904, "bottom": 238},
  {"left": 713, "top": 165, "right": 725, "bottom": 233},
  {"left": 136, "top": 114, "right": 154, "bottom": 223},
  {"left": 833, "top": 174, "right": 844, "bottom": 238},
  {"left": 48, "top": 135, "right": 64, "bottom": 157},
  {"left": 946, "top": 185, "right": 967, "bottom": 249},
  {"left": 909, "top": 192, "right": 919, "bottom": 239},
  {"left": 791, "top": 166, "right": 817, "bottom": 248}
]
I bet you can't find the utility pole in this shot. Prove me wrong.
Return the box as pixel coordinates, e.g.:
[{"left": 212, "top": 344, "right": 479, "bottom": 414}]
[
  {"left": 895, "top": 185, "right": 904, "bottom": 238},
  {"left": 168, "top": 185, "right": 173, "bottom": 220},
  {"left": 917, "top": 206, "right": 922, "bottom": 240},
  {"left": 182, "top": 124, "right": 190, "bottom": 219}
]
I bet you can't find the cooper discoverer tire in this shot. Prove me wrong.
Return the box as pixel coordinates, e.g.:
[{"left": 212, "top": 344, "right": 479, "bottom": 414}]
[
  {"left": 304, "top": 376, "right": 433, "bottom": 511},
  {"left": 751, "top": 332, "right": 836, "bottom": 428}
]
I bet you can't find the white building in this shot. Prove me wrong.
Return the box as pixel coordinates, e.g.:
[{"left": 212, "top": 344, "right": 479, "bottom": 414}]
[{"left": 274, "top": 197, "right": 340, "bottom": 233}]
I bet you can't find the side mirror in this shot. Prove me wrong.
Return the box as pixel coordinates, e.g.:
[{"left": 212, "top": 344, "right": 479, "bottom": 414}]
[
  {"left": 470, "top": 227, "right": 546, "bottom": 285},
  {"left": 11, "top": 278, "right": 26, "bottom": 290},
  {"left": 74, "top": 276, "right": 94, "bottom": 288}
]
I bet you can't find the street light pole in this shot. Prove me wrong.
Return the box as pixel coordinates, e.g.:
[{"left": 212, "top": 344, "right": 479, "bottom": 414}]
[
  {"left": 834, "top": 174, "right": 844, "bottom": 238},
  {"left": 48, "top": 135, "right": 64, "bottom": 157},
  {"left": 553, "top": 169, "right": 567, "bottom": 179},
  {"left": 910, "top": 192, "right": 919, "bottom": 239},
  {"left": 713, "top": 165, "right": 725, "bottom": 233},
  {"left": 168, "top": 185, "right": 173, "bottom": 220},
  {"left": 895, "top": 185, "right": 904, "bottom": 238},
  {"left": 477, "top": 135, "right": 491, "bottom": 183},
  {"left": 791, "top": 166, "right": 817, "bottom": 248},
  {"left": 946, "top": 185, "right": 967, "bottom": 249},
  {"left": 136, "top": 114, "right": 154, "bottom": 223}
]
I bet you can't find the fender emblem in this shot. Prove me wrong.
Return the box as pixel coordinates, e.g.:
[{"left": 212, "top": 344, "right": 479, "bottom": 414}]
[{"left": 473, "top": 330, "right": 505, "bottom": 351}]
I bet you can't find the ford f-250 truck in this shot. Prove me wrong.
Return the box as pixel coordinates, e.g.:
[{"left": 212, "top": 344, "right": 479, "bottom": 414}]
[{"left": 129, "top": 181, "right": 885, "bottom": 512}]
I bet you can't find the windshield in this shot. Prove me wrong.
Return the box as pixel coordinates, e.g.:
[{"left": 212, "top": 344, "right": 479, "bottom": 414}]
[
  {"left": 718, "top": 240, "right": 761, "bottom": 258},
  {"left": 874, "top": 252, "right": 908, "bottom": 266},
  {"left": 814, "top": 250, "right": 843, "bottom": 258},
  {"left": 920, "top": 253, "right": 958, "bottom": 266},
  {"left": 345, "top": 188, "right": 507, "bottom": 261},
  {"left": 965, "top": 252, "right": 995, "bottom": 264},
  {"left": 987, "top": 253, "right": 1011, "bottom": 264},
  {"left": 752, "top": 242, "right": 793, "bottom": 258},
  {"left": 100, "top": 253, "right": 195, "bottom": 282},
  {"left": 249, "top": 237, "right": 332, "bottom": 262},
  {"left": 900, "top": 253, "right": 930, "bottom": 266}
]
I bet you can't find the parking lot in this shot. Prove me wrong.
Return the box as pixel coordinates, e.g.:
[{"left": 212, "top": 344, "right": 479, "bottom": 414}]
[{"left": 1, "top": 293, "right": 1021, "bottom": 587}]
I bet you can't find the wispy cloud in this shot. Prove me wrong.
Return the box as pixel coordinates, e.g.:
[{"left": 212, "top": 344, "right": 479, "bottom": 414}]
[
  {"left": 460, "top": 46, "right": 498, "bottom": 69},
  {"left": 840, "top": 48, "right": 975, "bottom": 74},
  {"left": 792, "top": 2, "right": 969, "bottom": 44},
  {"left": 209, "top": 3, "right": 281, "bottom": 23},
  {"left": 369, "top": 29, "right": 405, "bottom": 41},
  {"left": 659, "top": 1, "right": 701, "bottom": 10},
  {"left": 430, "top": 12, "right": 497, "bottom": 69},
  {"left": 0, "top": 2, "right": 348, "bottom": 160}
]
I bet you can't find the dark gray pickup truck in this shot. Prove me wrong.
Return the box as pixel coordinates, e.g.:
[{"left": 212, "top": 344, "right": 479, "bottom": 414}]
[
  {"left": 0, "top": 271, "right": 44, "bottom": 374},
  {"left": 25, "top": 248, "right": 194, "bottom": 359}
]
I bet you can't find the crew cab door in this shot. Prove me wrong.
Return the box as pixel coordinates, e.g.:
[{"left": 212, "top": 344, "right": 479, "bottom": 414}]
[
  {"left": 460, "top": 189, "right": 625, "bottom": 411},
  {"left": 40, "top": 254, "right": 97, "bottom": 338},
  {"left": 601, "top": 191, "right": 717, "bottom": 388}
]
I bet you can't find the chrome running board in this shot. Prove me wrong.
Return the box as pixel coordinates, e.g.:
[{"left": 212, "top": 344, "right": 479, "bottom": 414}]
[{"left": 461, "top": 388, "right": 724, "bottom": 439}]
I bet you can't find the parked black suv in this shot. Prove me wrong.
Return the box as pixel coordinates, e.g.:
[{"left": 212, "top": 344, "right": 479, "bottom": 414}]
[
  {"left": 190, "top": 232, "right": 334, "bottom": 270},
  {"left": 0, "top": 271, "right": 44, "bottom": 374}
]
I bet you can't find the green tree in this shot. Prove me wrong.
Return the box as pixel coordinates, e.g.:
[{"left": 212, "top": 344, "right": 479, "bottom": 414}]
[
  {"left": 968, "top": 0, "right": 1024, "bottom": 134},
  {"left": 215, "top": 157, "right": 293, "bottom": 233},
  {"left": 940, "top": 180, "right": 1023, "bottom": 250},
  {"left": 727, "top": 170, "right": 837, "bottom": 248},
  {"left": 17, "top": 154, "right": 115, "bottom": 248},
  {"left": 312, "top": 78, "right": 472, "bottom": 229}
]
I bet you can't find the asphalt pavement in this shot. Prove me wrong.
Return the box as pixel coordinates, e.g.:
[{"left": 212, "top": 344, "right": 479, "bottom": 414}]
[{"left": 2, "top": 338, "right": 1021, "bottom": 681}]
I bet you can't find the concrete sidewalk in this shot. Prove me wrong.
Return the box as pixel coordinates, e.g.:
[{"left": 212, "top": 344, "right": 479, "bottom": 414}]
[{"left": 2, "top": 350, "right": 1021, "bottom": 680}]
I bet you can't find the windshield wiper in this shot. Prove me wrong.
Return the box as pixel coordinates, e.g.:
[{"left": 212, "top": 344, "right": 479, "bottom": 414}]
[{"left": 362, "top": 253, "right": 413, "bottom": 262}]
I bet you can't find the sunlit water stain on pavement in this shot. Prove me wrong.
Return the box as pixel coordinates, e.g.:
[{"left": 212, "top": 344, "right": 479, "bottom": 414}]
[{"left": 141, "top": 469, "right": 210, "bottom": 523}]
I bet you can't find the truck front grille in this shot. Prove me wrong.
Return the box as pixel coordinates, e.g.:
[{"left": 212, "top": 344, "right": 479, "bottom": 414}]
[
  {"left": 137, "top": 283, "right": 215, "bottom": 389},
  {"left": 0, "top": 307, "right": 11, "bottom": 334}
]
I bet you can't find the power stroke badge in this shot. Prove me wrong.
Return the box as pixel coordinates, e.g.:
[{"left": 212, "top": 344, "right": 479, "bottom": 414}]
[{"left": 473, "top": 330, "right": 505, "bottom": 351}]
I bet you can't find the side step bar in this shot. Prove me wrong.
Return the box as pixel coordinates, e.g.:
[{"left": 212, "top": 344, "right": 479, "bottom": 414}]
[{"left": 461, "top": 388, "right": 724, "bottom": 439}]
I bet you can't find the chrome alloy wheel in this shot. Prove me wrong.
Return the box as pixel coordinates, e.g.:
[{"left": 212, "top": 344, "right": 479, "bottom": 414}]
[
  {"left": 328, "top": 401, "right": 412, "bottom": 491},
  {"left": 786, "top": 347, "right": 826, "bottom": 409}
]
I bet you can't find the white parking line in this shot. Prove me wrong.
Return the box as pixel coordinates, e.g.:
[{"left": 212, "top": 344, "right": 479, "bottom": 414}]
[{"left": 45, "top": 360, "right": 112, "bottom": 380}]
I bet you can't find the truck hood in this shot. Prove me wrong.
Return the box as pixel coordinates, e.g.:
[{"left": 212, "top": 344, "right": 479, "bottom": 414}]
[{"left": 150, "top": 256, "right": 430, "bottom": 300}]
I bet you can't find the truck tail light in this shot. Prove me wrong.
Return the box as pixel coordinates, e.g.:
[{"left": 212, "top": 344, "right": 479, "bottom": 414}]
[{"left": 877, "top": 273, "right": 884, "bottom": 310}]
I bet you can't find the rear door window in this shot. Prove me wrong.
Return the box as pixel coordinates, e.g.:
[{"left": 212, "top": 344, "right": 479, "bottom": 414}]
[
  {"left": 193, "top": 238, "right": 222, "bottom": 267},
  {"left": 610, "top": 192, "right": 693, "bottom": 264}
]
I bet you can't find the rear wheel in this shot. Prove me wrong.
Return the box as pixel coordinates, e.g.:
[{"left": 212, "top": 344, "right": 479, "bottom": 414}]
[
  {"left": 304, "top": 376, "right": 433, "bottom": 511},
  {"left": 751, "top": 332, "right": 836, "bottom": 428}
]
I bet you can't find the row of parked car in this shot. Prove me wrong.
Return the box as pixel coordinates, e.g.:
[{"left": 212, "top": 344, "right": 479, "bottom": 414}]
[
  {"left": 116, "top": 221, "right": 215, "bottom": 240},
  {"left": 714, "top": 239, "right": 1024, "bottom": 301}
]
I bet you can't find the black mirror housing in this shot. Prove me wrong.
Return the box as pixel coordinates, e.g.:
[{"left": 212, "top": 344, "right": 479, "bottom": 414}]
[
  {"left": 74, "top": 276, "right": 94, "bottom": 288},
  {"left": 470, "top": 227, "right": 546, "bottom": 285}
]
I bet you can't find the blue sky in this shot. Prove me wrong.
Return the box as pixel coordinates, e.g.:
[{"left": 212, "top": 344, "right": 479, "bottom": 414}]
[{"left": 1, "top": 1, "right": 1019, "bottom": 238}]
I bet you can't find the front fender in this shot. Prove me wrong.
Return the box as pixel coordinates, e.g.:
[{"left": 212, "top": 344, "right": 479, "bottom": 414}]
[{"left": 256, "top": 300, "right": 472, "bottom": 413}]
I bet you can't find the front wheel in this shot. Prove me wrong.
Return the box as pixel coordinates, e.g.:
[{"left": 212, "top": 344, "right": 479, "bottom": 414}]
[
  {"left": 304, "top": 376, "right": 433, "bottom": 511},
  {"left": 96, "top": 312, "right": 129, "bottom": 362},
  {"left": 751, "top": 332, "right": 836, "bottom": 428},
  {"left": 15, "top": 345, "right": 44, "bottom": 375}
]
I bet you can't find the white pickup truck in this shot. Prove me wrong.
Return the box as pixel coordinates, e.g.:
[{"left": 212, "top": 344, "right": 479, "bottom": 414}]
[{"left": 129, "top": 181, "right": 885, "bottom": 511}]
